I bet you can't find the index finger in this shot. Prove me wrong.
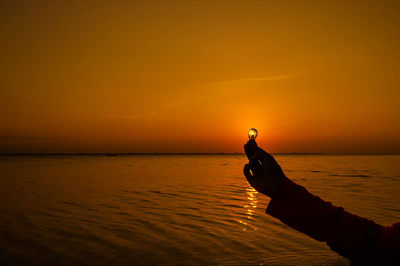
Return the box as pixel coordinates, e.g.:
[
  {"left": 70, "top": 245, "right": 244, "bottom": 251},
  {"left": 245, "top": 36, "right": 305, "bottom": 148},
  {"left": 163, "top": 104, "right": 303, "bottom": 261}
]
[
  {"left": 244, "top": 141, "right": 256, "bottom": 160},
  {"left": 244, "top": 139, "right": 265, "bottom": 160},
  {"left": 249, "top": 140, "right": 273, "bottom": 160}
]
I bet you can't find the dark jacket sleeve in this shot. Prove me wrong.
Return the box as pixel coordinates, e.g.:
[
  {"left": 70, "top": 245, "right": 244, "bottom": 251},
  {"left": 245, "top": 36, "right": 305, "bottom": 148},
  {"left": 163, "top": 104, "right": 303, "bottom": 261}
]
[{"left": 266, "top": 178, "right": 400, "bottom": 265}]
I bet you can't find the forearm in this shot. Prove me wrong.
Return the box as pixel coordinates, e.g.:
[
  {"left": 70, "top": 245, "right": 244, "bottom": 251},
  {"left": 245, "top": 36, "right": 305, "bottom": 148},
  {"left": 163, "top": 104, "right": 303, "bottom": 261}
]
[
  {"left": 266, "top": 178, "right": 383, "bottom": 262},
  {"left": 266, "top": 178, "right": 343, "bottom": 241}
]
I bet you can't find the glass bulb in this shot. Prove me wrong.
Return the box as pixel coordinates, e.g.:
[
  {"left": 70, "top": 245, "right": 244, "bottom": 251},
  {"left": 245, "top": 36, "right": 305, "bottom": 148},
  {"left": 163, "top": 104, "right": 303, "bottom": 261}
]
[{"left": 248, "top": 128, "right": 258, "bottom": 140}]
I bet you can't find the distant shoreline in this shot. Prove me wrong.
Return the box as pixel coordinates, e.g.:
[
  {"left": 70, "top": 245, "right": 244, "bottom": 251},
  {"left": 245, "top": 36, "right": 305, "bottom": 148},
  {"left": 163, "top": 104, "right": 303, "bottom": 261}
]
[
  {"left": 1, "top": 152, "right": 399, "bottom": 156},
  {"left": 0, "top": 152, "right": 317, "bottom": 156}
]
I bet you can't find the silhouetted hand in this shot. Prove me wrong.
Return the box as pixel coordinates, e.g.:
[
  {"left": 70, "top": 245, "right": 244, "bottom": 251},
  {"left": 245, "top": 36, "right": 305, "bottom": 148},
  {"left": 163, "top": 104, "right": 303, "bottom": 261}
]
[{"left": 243, "top": 140, "right": 287, "bottom": 197}]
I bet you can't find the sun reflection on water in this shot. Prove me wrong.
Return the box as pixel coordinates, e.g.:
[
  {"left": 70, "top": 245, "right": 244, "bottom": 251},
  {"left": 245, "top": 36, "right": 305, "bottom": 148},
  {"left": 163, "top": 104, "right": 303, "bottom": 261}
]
[{"left": 237, "top": 186, "right": 258, "bottom": 231}]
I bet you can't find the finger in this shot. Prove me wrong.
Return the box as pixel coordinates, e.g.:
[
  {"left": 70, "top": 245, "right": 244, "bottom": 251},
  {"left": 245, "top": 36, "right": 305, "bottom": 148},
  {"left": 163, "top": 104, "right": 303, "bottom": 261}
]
[
  {"left": 249, "top": 146, "right": 285, "bottom": 177},
  {"left": 244, "top": 142, "right": 256, "bottom": 160},
  {"left": 249, "top": 158, "right": 263, "bottom": 177},
  {"left": 245, "top": 139, "right": 265, "bottom": 160},
  {"left": 249, "top": 140, "right": 274, "bottom": 161},
  {"left": 243, "top": 164, "right": 255, "bottom": 185},
  {"left": 249, "top": 140, "right": 264, "bottom": 156}
]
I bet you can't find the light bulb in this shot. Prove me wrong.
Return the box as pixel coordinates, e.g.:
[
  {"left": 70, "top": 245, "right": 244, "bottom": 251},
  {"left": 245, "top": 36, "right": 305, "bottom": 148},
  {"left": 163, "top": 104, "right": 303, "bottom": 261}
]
[{"left": 248, "top": 128, "right": 258, "bottom": 140}]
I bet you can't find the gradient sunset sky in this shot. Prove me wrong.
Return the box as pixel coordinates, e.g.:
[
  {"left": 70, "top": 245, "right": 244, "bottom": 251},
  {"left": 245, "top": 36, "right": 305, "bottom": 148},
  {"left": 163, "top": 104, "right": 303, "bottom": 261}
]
[{"left": 1, "top": 1, "right": 399, "bottom": 153}]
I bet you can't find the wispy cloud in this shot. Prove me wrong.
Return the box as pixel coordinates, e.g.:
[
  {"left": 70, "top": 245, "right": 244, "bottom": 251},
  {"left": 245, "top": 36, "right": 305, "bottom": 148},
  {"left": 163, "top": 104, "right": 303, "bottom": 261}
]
[
  {"left": 225, "top": 73, "right": 300, "bottom": 83},
  {"left": 104, "top": 111, "right": 160, "bottom": 120},
  {"left": 199, "top": 73, "right": 301, "bottom": 87}
]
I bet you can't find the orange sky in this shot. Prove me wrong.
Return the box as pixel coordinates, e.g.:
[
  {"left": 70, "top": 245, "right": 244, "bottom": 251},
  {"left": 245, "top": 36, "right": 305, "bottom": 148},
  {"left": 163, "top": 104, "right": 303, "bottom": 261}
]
[{"left": 1, "top": 1, "right": 399, "bottom": 153}]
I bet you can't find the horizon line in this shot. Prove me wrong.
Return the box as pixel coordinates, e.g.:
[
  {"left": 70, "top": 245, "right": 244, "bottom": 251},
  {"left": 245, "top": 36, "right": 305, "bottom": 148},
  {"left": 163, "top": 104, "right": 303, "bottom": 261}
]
[{"left": 1, "top": 152, "right": 400, "bottom": 156}]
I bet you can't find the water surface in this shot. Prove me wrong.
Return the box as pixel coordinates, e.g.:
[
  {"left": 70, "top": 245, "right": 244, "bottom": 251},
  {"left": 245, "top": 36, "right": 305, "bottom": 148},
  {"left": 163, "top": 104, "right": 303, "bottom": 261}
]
[{"left": 1, "top": 155, "right": 399, "bottom": 265}]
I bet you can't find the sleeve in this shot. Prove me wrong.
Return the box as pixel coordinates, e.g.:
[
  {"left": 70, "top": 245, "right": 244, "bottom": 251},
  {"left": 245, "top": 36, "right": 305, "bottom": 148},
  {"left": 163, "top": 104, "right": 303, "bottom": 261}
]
[
  {"left": 265, "top": 178, "right": 393, "bottom": 264},
  {"left": 378, "top": 222, "right": 400, "bottom": 264}
]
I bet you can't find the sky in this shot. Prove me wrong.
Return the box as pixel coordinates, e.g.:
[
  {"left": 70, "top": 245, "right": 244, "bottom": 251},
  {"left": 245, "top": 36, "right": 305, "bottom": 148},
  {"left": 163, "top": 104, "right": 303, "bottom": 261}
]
[{"left": 1, "top": 0, "right": 399, "bottom": 153}]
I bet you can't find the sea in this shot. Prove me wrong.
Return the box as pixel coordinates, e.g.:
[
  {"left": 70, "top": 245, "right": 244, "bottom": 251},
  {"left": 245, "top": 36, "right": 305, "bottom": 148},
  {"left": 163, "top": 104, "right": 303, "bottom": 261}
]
[{"left": 1, "top": 154, "right": 399, "bottom": 265}]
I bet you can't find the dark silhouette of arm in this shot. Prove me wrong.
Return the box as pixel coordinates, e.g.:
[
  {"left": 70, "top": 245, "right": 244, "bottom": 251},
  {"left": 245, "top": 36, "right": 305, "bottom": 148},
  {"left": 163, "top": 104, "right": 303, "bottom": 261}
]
[
  {"left": 266, "top": 178, "right": 400, "bottom": 265},
  {"left": 243, "top": 140, "right": 400, "bottom": 265}
]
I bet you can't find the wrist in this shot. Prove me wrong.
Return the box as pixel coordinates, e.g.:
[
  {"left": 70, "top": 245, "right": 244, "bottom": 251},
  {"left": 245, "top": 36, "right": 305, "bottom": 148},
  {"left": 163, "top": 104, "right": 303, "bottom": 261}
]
[{"left": 268, "top": 176, "right": 289, "bottom": 198}]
